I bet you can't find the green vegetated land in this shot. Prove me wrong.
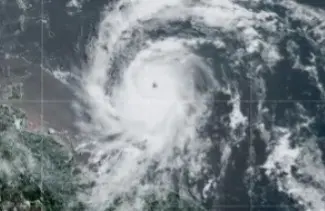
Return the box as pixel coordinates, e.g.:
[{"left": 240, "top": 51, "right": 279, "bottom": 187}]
[{"left": 0, "top": 104, "right": 77, "bottom": 211}]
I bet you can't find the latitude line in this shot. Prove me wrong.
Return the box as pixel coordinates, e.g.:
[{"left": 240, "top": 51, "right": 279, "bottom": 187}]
[{"left": 1, "top": 99, "right": 325, "bottom": 103}]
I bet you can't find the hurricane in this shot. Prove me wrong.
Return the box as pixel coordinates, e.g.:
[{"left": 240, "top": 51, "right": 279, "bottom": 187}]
[
  {"left": 76, "top": 1, "right": 224, "bottom": 210},
  {"left": 68, "top": 0, "right": 325, "bottom": 210},
  {"left": 1, "top": 0, "right": 325, "bottom": 211}
]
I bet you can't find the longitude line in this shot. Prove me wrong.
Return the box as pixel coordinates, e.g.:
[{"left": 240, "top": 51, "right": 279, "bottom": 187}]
[
  {"left": 249, "top": 71, "right": 253, "bottom": 210},
  {"left": 40, "top": 0, "right": 44, "bottom": 194}
]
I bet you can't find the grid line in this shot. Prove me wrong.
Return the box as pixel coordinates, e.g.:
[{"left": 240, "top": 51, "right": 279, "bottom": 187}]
[
  {"left": 133, "top": 205, "right": 298, "bottom": 208},
  {"left": 249, "top": 68, "right": 254, "bottom": 210},
  {"left": 1, "top": 99, "right": 325, "bottom": 103},
  {"left": 40, "top": 0, "right": 44, "bottom": 195}
]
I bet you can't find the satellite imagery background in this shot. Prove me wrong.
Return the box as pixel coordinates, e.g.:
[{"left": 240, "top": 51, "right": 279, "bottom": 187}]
[{"left": 1, "top": 0, "right": 325, "bottom": 210}]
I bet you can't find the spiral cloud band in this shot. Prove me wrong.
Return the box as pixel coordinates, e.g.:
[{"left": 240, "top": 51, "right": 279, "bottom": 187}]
[
  {"left": 77, "top": 1, "right": 229, "bottom": 210},
  {"left": 72, "top": 0, "right": 325, "bottom": 210}
]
